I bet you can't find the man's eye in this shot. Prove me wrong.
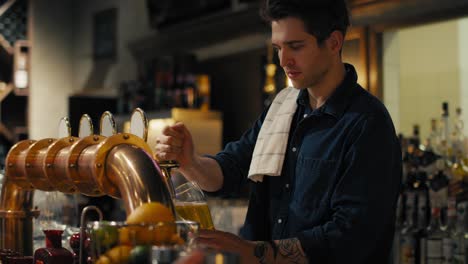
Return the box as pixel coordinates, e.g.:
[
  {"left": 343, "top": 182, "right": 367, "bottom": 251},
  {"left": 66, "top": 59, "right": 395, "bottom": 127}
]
[{"left": 291, "top": 45, "right": 304, "bottom": 50}]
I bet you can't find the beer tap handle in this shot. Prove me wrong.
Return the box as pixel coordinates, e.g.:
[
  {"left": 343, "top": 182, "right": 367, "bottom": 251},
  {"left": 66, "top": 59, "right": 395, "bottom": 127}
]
[
  {"left": 129, "top": 108, "right": 148, "bottom": 142},
  {"left": 78, "top": 114, "right": 94, "bottom": 138},
  {"left": 99, "top": 111, "right": 117, "bottom": 137},
  {"left": 58, "top": 117, "right": 72, "bottom": 138}
]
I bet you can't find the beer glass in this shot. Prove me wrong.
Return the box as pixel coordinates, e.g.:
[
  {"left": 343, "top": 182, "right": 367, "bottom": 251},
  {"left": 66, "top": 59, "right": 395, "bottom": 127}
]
[{"left": 174, "top": 182, "right": 215, "bottom": 230}]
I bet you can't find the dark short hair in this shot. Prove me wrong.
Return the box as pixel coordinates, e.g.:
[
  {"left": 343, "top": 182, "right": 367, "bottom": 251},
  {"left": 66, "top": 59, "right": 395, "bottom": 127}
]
[{"left": 260, "top": 0, "right": 350, "bottom": 44}]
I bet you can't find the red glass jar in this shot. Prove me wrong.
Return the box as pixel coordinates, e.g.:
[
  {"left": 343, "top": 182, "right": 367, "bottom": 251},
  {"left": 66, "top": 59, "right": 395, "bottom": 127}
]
[{"left": 33, "top": 230, "right": 73, "bottom": 264}]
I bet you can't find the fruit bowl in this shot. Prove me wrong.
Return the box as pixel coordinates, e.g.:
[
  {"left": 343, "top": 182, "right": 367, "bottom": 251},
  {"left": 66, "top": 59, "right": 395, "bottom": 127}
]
[{"left": 87, "top": 220, "right": 199, "bottom": 264}]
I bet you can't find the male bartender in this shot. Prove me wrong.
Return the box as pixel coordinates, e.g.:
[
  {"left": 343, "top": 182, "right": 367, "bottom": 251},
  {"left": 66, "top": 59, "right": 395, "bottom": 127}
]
[{"left": 156, "top": 0, "right": 402, "bottom": 263}]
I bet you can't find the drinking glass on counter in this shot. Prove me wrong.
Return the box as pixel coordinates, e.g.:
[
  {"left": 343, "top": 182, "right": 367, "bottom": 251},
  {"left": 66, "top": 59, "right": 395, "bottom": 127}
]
[{"left": 174, "top": 181, "right": 215, "bottom": 230}]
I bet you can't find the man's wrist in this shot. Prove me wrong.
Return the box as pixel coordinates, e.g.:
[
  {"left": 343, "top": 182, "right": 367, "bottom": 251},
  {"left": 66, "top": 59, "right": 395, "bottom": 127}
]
[
  {"left": 253, "top": 241, "right": 270, "bottom": 264},
  {"left": 179, "top": 155, "right": 201, "bottom": 177}
]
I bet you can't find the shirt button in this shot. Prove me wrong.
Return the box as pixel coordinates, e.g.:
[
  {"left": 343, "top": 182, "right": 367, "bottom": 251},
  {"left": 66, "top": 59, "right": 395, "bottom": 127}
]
[
  {"left": 285, "top": 184, "right": 290, "bottom": 189},
  {"left": 278, "top": 219, "right": 282, "bottom": 224},
  {"left": 303, "top": 114, "right": 308, "bottom": 118},
  {"left": 292, "top": 147, "right": 297, "bottom": 152}
]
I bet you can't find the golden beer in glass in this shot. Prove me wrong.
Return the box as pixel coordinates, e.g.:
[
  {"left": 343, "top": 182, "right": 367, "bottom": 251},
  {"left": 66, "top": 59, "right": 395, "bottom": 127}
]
[
  {"left": 174, "top": 182, "right": 215, "bottom": 230},
  {"left": 175, "top": 201, "right": 214, "bottom": 230}
]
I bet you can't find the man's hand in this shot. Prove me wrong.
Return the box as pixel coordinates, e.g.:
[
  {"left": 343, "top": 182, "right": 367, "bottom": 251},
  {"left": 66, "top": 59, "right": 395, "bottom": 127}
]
[
  {"left": 196, "top": 229, "right": 308, "bottom": 264},
  {"left": 154, "top": 122, "right": 223, "bottom": 191},
  {"left": 154, "top": 122, "right": 196, "bottom": 169},
  {"left": 196, "top": 229, "right": 259, "bottom": 263}
]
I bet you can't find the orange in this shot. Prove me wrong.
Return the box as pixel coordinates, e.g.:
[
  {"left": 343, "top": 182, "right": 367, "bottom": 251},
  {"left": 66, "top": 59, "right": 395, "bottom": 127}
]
[
  {"left": 120, "top": 202, "right": 176, "bottom": 246},
  {"left": 126, "top": 202, "right": 175, "bottom": 224}
]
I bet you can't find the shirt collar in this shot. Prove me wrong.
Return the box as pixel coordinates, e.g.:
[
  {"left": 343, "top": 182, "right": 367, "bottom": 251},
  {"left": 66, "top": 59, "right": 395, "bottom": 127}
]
[{"left": 296, "top": 63, "right": 359, "bottom": 119}]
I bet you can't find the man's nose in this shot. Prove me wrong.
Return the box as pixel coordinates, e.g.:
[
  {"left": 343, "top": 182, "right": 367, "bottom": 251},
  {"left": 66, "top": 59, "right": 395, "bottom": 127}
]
[{"left": 279, "top": 50, "right": 294, "bottom": 68}]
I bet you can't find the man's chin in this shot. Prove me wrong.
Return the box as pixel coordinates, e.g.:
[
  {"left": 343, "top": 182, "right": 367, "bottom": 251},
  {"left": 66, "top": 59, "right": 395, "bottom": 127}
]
[{"left": 289, "top": 82, "right": 307, "bottom": 90}]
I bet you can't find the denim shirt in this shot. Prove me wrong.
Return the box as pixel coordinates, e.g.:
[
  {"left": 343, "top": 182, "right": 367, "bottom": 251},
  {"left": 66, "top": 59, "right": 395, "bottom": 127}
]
[{"left": 209, "top": 64, "right": 402, "bottom": 263}]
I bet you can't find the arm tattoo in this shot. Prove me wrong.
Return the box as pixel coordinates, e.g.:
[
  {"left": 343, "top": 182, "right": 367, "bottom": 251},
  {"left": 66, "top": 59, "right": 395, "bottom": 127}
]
[{"left": 277, "top": 238, "right": 307, "bottom": 264}]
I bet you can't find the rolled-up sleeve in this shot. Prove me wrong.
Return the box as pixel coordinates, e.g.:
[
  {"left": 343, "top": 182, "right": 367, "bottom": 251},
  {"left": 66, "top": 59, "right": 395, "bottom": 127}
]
[
  {"left": 296, "top": 114, "right": 402, "bottom": 263},
  {"left": 207, "top": 108, "right": 269, "bottom": 196}
]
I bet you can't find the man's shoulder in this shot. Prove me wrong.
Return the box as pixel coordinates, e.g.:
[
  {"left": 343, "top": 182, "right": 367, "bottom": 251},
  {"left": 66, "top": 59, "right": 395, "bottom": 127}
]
[{"left": 349, "top": 85, "right": 391, "bottom": 119}]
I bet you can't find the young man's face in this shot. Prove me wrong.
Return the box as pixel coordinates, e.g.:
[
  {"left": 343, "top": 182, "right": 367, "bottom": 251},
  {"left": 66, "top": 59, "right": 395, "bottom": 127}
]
[{"left": 271, "top": 17, "right": 334, "bottom": 90}]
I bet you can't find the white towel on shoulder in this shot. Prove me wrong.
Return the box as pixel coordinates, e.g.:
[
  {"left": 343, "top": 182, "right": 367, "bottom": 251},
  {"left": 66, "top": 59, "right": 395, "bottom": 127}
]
[{"left": 248, "top": 87, "right": 300, "bottom": 182}]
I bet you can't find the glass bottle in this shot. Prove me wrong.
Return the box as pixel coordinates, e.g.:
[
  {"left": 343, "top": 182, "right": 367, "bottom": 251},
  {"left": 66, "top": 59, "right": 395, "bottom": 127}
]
[
  {"left": 33, "top": 230, "right": 73, "bottom": 264},
  {"left": 440, "top": 102, "right": 452, "bottom": 161},
  {"left": 452, "top": 107, "right": 465, "bottom": 153},
  {"left": 410, "top": 124, "right": 421, "bottom": 150},
  {"left": 441, "top": 197, "right": 456, "bottom": 264},
  {"left": 401, "top": 191, "right": 417, "bottom": 264},
  {"left": 428, "top": 119, "right": 441, "bottom": 154},
  {"left": 452, "top": 201, "right": 468, "bottom": 264},
  {"left": 424, "top": 207, "right": 444, "bottom": 263}
]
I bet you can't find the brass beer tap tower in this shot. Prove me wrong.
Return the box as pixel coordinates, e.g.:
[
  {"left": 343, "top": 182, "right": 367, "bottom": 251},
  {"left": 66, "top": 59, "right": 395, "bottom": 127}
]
[{"left": 0, "top": 109, "right": 175, "bottom": 255}]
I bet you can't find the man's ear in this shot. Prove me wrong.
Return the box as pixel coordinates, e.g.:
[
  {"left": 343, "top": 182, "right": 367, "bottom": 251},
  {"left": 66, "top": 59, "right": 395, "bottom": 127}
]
[{"left": 327, "top": 30, "right": 344, "bottom": 54}]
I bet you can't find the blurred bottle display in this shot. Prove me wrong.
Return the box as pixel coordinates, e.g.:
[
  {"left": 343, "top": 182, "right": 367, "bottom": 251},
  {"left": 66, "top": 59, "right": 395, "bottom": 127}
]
[
  {"left": 117, "top": 54, "right": 210, "bottom": 114},
  {"left": 395, "top": 102, "right": 468, "bottom": 264}
]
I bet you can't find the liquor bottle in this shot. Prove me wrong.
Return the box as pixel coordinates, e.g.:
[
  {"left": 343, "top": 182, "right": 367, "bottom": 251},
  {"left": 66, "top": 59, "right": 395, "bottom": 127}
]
[
  {"left": 401, "top": 191, "right": 417, "bottom": 264},
  {"left": 423, "top": 207, "right": 444, "bottom": 263},
  {"left": 440, "top": 102, "right": 451, "bottom": 160},
  {"left": 441, "top": 197, "right": 456, "bottom": 263},
  {"left": 452, "top": 201, "right": 468, "bottom": 263},
  {"left": 173, "top": 73, "right": 184, "bottom": 108},
  {"left": 33, "top": 229, "right": 73, "bottom": 264},
  {"left": 427, "top": 119, "right": 440, "bottom": 154},
  {"left": 196, "top": 74, "right": 211, "bottom": 111},
  {"left": 183, "top": 73, "right": 198, "bottom": 108},
  {"left": 452, "top": 107, "right": 465, "bottom": 156},
  {"left": 410, "top": 124, "right": 421, "bottom": 150},
  {"left": 416, "top": 176, "right": 430, "bottom": 264}
]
